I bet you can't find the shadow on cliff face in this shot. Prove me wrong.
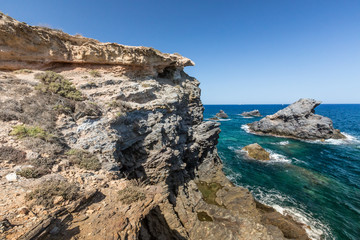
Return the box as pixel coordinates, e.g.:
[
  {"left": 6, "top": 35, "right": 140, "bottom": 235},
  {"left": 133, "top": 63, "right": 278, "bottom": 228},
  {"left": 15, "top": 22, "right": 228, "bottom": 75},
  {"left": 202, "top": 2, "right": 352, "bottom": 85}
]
[{"left": 139, "top": 206, "right": 186, "bottom": 240}]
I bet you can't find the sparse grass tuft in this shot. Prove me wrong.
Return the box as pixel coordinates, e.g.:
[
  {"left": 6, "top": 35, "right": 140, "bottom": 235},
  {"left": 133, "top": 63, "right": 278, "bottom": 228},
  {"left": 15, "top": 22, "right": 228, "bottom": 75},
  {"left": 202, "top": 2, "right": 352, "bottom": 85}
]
[
  {"left": 89, "top": 70, "right": 101, "bottom": 78},
  {"left": 66, "top": 149, "right": 101, "bottom": 171},
  {"left": 118, "top": 186, "right": 146, "bottom": 204},
  {"left": 10, "top": 125, "right": 50, "bottom": 140},
  {"left": 26, "top": 179, "right": 79, "bottom": 208},
  {"left": 35, "top": 71, "right": 84, "bottom": 101},
  {"left": 197, "top": 211, "right": 213, "bottom": 222}
]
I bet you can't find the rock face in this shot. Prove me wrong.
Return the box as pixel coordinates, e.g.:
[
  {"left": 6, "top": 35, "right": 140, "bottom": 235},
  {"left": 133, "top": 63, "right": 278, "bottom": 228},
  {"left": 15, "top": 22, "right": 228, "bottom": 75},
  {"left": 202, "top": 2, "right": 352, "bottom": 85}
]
[
  {"left": 242, "top": 143, "right": 270, "bottom": 161},
  {"left": 241, "top": 110, "right": 261, "bottom": 117},
  {"left": 248, "top": 98, "right": 345, "bottom": 140},
  {"left": 215, "top": 110, "right": 228, "bottom": 119},
  {"left": 0, "top": 13, "right": 309, "bottom": 240}
]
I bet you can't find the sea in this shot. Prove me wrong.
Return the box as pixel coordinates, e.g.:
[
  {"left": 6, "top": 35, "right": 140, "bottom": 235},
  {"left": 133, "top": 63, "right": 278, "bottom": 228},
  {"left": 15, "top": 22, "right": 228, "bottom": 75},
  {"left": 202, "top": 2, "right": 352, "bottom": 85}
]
[{"left": 203, "top": 104, "right": 360, "bottom": 240}]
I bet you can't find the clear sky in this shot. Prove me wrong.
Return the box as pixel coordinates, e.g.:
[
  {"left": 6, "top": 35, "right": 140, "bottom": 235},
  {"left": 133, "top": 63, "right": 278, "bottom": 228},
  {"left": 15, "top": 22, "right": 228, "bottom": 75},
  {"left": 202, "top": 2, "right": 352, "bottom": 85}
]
[{"left": 2, "top": 0, "right": 360, "bottom": 104}]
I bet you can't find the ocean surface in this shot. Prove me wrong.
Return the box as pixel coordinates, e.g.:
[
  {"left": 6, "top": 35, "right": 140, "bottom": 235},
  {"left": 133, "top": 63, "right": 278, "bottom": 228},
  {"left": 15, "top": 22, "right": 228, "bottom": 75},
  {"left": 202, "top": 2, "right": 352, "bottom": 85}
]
[{"left": 203, "top": 104, "right": 360, "bottom": 240}]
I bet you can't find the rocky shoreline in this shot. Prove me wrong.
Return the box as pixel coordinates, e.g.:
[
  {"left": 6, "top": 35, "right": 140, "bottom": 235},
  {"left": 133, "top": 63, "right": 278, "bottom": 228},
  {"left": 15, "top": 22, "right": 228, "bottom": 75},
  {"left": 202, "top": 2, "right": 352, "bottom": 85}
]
[{"left": 0, "top": 13, "right": 309, "bottom": 239}]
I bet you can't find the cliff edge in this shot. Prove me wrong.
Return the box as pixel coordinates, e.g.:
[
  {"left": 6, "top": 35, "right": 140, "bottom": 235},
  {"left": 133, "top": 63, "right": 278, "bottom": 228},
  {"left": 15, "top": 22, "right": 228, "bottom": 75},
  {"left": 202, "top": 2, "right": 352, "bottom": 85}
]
[{"left": 0, "top": 13, "right": 309, "bottom": 240}]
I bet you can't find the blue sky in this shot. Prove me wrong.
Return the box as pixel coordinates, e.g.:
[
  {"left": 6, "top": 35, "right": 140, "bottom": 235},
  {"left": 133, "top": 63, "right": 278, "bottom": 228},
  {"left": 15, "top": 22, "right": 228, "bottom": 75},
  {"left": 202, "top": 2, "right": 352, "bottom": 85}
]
[{"left": 2, "top": 0, "right": 360, "bottom": 104}]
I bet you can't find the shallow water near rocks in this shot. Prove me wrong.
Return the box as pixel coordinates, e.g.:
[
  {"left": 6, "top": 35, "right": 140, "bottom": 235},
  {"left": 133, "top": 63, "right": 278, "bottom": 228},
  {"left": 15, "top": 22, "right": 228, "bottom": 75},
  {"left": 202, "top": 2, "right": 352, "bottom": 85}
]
[{"left": 204, "top": 104, "right": 360, "bottom": 240}]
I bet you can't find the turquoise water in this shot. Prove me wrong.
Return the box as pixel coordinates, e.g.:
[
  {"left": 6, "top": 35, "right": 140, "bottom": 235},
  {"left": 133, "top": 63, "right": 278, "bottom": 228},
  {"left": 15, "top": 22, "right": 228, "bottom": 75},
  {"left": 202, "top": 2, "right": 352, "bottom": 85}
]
[{"left": 204, "top": 104, "right": 360, "bottom": 240}]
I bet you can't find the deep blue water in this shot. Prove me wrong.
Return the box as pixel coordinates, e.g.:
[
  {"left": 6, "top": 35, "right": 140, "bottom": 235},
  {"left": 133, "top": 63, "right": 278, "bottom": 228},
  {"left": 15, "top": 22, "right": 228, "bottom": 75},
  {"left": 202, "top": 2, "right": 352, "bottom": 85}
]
[{"left": 204, "top": 104, "right": 360, "bottom": 240}]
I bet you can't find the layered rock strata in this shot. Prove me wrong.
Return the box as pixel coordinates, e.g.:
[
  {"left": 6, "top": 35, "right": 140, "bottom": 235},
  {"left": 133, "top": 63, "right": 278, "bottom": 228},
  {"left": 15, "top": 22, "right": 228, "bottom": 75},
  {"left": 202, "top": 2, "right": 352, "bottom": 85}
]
[
  {"left": 248, "top": 98, "right": 345, "bottom": 140},
  {"left": 0, "top": 13, "right": 309, "bottom": 240}
]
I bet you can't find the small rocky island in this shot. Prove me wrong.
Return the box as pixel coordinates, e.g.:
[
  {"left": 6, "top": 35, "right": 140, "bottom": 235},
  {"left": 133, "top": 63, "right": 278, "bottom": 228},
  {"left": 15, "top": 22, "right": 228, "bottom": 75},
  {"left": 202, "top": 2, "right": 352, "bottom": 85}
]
[
  {"left": 248, "top": 98, "right": 345, "bottom": 140},
  {"left": 242, "top": 143, "right": 270, "bottom": 161},
  {"left": 241, "top": 110, "right": 261, "bottom": 117},
  {"left": 215, "top": 110, "right": 228, "bottom": 119}
]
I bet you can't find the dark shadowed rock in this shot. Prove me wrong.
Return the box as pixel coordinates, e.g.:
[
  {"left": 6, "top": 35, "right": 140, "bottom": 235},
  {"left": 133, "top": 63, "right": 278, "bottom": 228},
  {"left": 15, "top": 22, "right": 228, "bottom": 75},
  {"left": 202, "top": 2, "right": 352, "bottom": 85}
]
[
  {"left": 242, "top": 143, "right": 270, "bottom": 161},
  {"left": 241, "top": 110, "right": 261, "bottom": 117},
  {"left": 215, "top": 110, "right": 228, "bottom": 119},
  {"left": 248, "top": 98, "right": 345, "bottom": 140}
]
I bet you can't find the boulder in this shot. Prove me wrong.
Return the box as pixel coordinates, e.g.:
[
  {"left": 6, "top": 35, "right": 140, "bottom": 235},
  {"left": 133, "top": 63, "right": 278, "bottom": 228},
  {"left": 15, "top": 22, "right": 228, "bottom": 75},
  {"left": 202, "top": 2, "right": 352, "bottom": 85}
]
[
  {"left": 242, "top": 143, "right": 270, "bottom": 161},
  {"left": 248, "top": 98, "right": 345, "bottom": 140},
  {"left": 241, "top": 110, "right": 261, "bottom": 117},
  {"left": 215, "top": 110, "right": 228, "bottom": 119},
  {"left": 5, "top": 173, "right": 18, "bottom": 182}
]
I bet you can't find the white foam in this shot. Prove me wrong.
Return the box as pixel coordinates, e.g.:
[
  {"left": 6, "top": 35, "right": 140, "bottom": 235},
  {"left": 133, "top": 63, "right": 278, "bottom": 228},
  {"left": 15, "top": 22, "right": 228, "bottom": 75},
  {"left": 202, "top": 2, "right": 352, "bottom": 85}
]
[
  {"left": 218, "top": 118, "right": 232, "bottom": 121},
  {"left": 250, "top": 187, "right": 334, "bottom": 240},
  {"left": 307, "top": 132, "right": 360, "bottom": 145},
  {"left": 272, "top": 140, "right": 290, "bottom": 146},
  {"left": 241, "top": 124, "right": 251, "bottom": 133},
  {"left": 237, "top": 114, "right": 253, "bottom": 118},
  {"left": 267, "top": 150, "right": 292, "bottom": 163}
]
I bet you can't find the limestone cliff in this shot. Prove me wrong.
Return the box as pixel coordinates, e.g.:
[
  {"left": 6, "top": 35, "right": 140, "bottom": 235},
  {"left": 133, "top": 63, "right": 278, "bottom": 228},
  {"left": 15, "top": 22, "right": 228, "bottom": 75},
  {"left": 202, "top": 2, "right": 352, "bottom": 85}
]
[{"left": 0, "top": 13, "right": 309, "bottom": 240}]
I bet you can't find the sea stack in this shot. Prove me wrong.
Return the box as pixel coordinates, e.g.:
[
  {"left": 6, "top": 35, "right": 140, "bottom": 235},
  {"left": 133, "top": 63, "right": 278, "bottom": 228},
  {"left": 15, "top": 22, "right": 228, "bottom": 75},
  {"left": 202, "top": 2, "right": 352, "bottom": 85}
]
[
  {"left": 248, "top": 98, "right": 345, "bottom": 140},
  {"left": 242, "top": 143, "right": 270, "bottom": 161},
  {"left": 241, "top": 110, "right": 261, "bottom": 117},
  {"left": 216, "top": 110, "right": 228, "bottom": 119}
]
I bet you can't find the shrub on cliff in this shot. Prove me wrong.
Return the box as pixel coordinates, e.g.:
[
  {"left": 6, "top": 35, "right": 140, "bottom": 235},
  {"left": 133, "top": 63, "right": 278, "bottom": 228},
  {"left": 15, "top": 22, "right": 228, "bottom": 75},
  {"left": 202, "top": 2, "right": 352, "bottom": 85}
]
[
  {"left": 118, "top": 186, "right": 146, "bottom": 204},
  {"left": 66, "top": 149, "right": 101, "bottom": 171},
  {"left": 26, "top": 179, "right": 79, "bottom": 208},
  {"left": 0, "top": 146, "right": 27, "bottom": 163},
  {"left": 35, "top": 71, "right": 84, "bottom": 101}
]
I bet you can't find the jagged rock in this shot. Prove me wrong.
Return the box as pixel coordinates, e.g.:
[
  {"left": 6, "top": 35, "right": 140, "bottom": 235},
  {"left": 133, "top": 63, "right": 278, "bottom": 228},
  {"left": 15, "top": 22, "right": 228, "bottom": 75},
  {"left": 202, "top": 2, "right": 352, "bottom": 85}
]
[
  {"left": 248, "top": 98, "right": 345, "bottom": 140},
  {"left": 215, "top": 110, "right": 228, "bottom": 119},
  {"left": 242, "top": 143, "right": 270, "bottom": 161},
  {"left": 241, "top": 110, "right": 261, "bottom": 117}
]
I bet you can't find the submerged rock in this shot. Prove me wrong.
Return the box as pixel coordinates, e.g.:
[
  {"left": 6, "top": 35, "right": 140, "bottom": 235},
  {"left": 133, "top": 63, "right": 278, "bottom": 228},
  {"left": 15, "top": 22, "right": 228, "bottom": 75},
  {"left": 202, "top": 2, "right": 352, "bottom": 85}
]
[
  {"left": 215, "top": 110, "right": 228, "bottom": 119},
  {"left": 209, "top": 117, "right": 219, "bottom": 121},
  {"left": 248, "top": 98, "right": 345, "bottom": 140},
  {"left": 242, "top": 143, "right": 270, "bottom": 161},
  {"left": 241, "top": 110, "right": 261, "bottom": 117}
]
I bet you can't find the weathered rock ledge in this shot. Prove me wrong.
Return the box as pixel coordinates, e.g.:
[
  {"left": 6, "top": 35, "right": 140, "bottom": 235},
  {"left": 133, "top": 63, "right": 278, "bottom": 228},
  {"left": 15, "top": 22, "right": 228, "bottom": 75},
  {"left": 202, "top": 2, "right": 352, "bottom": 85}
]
[
  {"left": 248, "top": 98, "right": 345, "bottom": 140},
  {"left": 0, "top": 14, "right": 309, "bottom": 240}
]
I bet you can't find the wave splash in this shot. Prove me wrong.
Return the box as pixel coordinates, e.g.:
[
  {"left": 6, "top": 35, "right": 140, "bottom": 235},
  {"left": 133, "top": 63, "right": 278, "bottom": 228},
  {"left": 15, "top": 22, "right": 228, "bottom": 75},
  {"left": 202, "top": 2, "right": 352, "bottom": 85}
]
[{"left": 249, "top": 187, "right": 334, "bottom": 240}]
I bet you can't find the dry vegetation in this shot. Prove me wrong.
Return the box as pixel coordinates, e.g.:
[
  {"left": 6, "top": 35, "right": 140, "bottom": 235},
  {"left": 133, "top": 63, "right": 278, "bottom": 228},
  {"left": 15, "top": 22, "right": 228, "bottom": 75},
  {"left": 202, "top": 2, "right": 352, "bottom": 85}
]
[
  {"left": 66, "top": 149, "right": 101, "bottom": 171},
  {"left": 26, "top": 179, "right": 80, "bottom": 208},
  {"left": 0, "top": 146, "right": 27, "bottom": 163}
]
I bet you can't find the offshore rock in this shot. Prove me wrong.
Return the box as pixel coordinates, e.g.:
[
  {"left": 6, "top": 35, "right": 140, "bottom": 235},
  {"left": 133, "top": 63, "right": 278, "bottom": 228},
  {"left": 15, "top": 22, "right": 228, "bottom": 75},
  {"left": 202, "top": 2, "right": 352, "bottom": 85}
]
[
  {"left": 242, "top": 143, "right": 270, "bottom": 161},
  {"left": 248, "top": 98, "right": 345, "bottom": 140},
  {"left": 215, "top": 110, "right": 228, "bottom": 119},
  {"left": 241, "top": 109, "right": 261, "bottom": 117}
]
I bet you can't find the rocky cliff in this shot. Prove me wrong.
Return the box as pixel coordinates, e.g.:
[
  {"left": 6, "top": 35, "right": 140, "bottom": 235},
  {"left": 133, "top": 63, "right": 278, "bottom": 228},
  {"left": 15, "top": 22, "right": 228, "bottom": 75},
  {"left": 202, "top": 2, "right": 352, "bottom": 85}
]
[{"left": 0, "top": 13, "right": 309, "bottom": 240}]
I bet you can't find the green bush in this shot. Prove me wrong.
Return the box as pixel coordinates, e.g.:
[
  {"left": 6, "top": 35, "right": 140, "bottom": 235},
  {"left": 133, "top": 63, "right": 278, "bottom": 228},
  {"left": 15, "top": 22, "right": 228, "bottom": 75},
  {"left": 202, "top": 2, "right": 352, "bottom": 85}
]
[
  {"left": 10, "top": 125, "right": 50, "bottom": 140},
  {"left": 67, "top": 149, "right": 101, "bottom": 171},
  {"left": 35, "top": 71, "right": 84, "bottom": 101},
  {"left": 26, "top": 179, "right": 79, "bottom": 208}
]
